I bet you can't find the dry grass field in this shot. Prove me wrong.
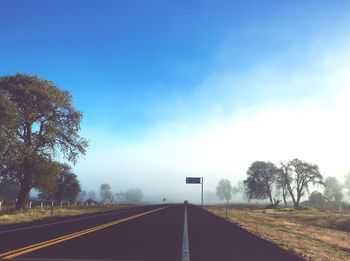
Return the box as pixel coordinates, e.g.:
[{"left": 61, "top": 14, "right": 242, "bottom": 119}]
[
  {"left": 206, "top": 206, "right": 350, "bottom": 261},
  {"left": 0, "top": 206, "right": 126, "bottom": 225}
]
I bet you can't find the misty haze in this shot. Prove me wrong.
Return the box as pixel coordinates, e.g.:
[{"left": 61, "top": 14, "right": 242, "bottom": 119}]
[{"left": 1, "top": 1, "right": 350, "bottom": 261}]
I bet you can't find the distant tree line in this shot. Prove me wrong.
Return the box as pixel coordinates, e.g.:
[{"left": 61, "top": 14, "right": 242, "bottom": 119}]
[
  {"left": 215, "top": 159, "right": 350, "bottom": 209},
  {"left": 76, "top": 185, "right": 144, "bottom": 205},
  {"left": 306, "top": 175, "right": 348, "bottom": 209}
]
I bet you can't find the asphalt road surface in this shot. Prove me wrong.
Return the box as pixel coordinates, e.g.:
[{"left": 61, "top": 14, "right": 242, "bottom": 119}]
[{"left": 0, "top": 204, "right": 303, "bottom": 261}]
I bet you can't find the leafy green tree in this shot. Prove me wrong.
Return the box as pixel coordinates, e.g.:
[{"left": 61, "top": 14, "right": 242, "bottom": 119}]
[
  {"left": 32, "top": 158, "right": 61, "bottom": 199},
  {"left": 38, "top": 164, "right": 81, "bottom": 202},
  {"left": 324, "top": 177, "right": 343, "bottom": 203},
  {"left": 0, "top": 74, "right": 88, "bottom": 209},
  {"left": 57, "top": 165, "right": 81, "bottom": 202},
  {"left": 308, "top": 191, "right": 326, "bottom": 208},
  {"left": 0, "top": 178, "right": 19, "bottom": 201},
  {"left": 216, "top": 179, "right": 232, "bottom": 203},
  {"left": 100, "top": 183, "right": 112, "bottom": 203},
  {"left": 0, "top": 92, "right": 20, "bottom": 181},
  {"left": 243, "top": 161, "right": 279, "bottom": 204},
  {"left": 280, "top": 159, "right": 323, "bottom": 208}
]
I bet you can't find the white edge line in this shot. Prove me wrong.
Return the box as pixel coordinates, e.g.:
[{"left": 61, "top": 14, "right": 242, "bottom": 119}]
[{"left": 181, "top": 204, "right": 190, "bottom": 261}]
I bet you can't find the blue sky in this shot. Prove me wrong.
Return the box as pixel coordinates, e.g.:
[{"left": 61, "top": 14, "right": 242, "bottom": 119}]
[
  {"left": 2, "top": 0, "right": 348, "bottom": 131},
  {"left": 1, "top": 1, "right": 350, "bottom": 202}
]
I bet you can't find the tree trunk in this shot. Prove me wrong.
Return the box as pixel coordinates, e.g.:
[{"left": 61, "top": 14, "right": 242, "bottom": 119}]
[
  {"left": 291, "top": 195, "right": 298, "bottom": 208},
  {"left": 286, "top": 184, "right": 297, "bottom": 208},
  {"left": 282, "top": 190, "right": 287, "bottom": 207},
  {"left": 15, "top": 180, "right": 31, "bottom": 209},
  {"left": 269, "top": 193, "right": 273, "bottom": 204},
  {"left": 295, "top": 196, "right": 301, "bottom": 208},
  {"left": 15, "top": 160, "right": 33, "bottom": 210}
]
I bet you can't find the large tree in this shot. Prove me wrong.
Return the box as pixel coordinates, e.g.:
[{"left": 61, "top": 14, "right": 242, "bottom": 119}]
[
  {"left": 243, "top": 161, "right": 279, "bottom": 204},
  {"left": 308, "top": 191, "right": 326, "bottom": 208},
  {"left": 280, "top": 159, "right": 323, "bottom": 208},
  {"left": 0, "top": 74, "right": 88, "bottom": 209},
  {"left": 0, "top": 92, "right": 19, "bottom": 179},
  {"left": 100, "top": 183, "right": 112, "bottom": 203},
  {"left": 38, "top": 164, "right": 81, "bottom": 202},
  {"left": 324, "top": 176, "right": 343, "bottom": 203},
  {"left": 0, "top": 178, "right": 19, "bottom": 202},
  {"left": 56, "top": 164, "right": 81, "bottom": 202},
  {"left": 216, "top": 179, "right": 232, "bottom": 203}
]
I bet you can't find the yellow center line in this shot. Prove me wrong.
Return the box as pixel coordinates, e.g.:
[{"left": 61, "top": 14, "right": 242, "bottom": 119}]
[{"left": 0, "top": 207, "right": 166, "bottom": 259}]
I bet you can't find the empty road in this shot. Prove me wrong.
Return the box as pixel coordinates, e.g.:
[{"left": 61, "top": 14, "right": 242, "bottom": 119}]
[{"left": 0, "top": 204, "right": 302, "bottom": 261}]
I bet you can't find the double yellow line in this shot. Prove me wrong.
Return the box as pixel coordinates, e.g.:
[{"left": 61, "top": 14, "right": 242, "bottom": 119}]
[{"left": 0, "top": 207, "right": 165, "bottom": 259}]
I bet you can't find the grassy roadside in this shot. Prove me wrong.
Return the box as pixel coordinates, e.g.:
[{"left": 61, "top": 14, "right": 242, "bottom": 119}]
[
  {"left": 0, "top": 206, "right": 128, "bottom": 225},
  {"left": 206, "top": 206, "right": 350, "bottom": 261}
]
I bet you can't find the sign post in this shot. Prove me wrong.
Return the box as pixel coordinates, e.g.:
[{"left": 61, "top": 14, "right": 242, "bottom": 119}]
[
  {"left": 186, "top": 177, "right": 203, "bottom": 206},
  {"left": 201, "top": 177, "right": 203, "bottom": 207}
]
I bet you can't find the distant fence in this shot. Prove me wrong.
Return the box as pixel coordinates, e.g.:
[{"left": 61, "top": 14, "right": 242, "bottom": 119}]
[
  {"left": 0, "top": 200, "right": 118, "bottom": 212},
  {"left": 207, "top": 201, "right": 350, "bottom": 212}
]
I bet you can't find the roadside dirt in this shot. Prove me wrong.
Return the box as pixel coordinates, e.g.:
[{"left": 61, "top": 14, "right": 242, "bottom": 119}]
[{"left": 206, "top": 207, "right": 350, "bottom": 261}]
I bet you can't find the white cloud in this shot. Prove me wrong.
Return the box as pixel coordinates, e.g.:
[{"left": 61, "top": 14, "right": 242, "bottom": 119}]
[{"left": 75, "top": 36, "right": 350, "bottom": 203}]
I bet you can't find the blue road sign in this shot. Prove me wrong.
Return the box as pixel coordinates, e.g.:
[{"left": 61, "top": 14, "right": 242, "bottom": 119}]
[{"left": 186, "top": 177, "right": 201, "bottom": 184}]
